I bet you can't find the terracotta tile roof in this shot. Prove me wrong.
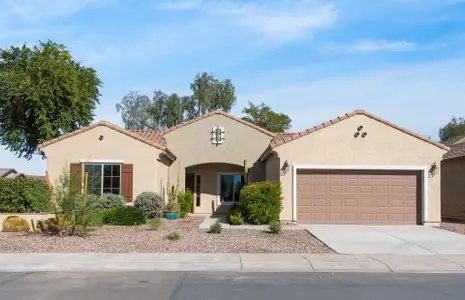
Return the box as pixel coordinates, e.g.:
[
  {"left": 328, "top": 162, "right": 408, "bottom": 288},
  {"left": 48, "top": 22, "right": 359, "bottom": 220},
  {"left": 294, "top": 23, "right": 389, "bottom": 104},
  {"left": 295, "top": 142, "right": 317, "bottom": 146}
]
[
  {"left": 129, "top": 130, "right": 166, "bottom": 146},
  {"left": 261, "top": 109, "right": 449, "bottom": 161},
  {"left": 162, "top": 110, "right": 276, "bottom": 137},
  {"left": 37, "top": 121, "right": 176, "bottom": 161}
]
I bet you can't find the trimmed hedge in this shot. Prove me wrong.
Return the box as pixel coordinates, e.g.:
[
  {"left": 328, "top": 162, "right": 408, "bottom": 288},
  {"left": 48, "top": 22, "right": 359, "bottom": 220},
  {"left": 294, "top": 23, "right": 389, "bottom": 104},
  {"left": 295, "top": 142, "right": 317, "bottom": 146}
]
[
  {"left": 0, "top": 178, "right": 52, "bottom": 213},
  {"left": 240, "top": 180, "right": 282, "bottom": 225},
  {"left": 103, "top": 206, "right": 146, "bottom": 226}
]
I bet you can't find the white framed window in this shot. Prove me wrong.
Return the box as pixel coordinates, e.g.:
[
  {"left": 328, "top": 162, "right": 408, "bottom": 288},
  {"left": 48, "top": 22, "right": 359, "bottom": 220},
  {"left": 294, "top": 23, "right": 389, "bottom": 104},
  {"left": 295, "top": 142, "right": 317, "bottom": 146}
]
[
  {"left": 83, "top": 164, "right": 121, "bottom": 195},
  {"left": 217, "top": 173, "right": 245, "bottom": 205}
]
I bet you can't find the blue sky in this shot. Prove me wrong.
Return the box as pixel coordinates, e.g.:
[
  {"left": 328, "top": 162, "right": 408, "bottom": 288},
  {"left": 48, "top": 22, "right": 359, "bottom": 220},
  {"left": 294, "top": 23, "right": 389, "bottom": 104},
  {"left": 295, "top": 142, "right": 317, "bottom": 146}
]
[{"left": 1, "top": 0, "right": 465, "bottom": 175}]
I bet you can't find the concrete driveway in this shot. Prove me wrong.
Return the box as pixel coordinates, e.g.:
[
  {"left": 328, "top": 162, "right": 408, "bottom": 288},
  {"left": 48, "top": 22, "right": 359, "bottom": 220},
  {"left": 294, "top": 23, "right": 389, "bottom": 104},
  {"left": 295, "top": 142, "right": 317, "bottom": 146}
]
[{"left": 305, "top": 225, "right": 465, "bottom": 255}]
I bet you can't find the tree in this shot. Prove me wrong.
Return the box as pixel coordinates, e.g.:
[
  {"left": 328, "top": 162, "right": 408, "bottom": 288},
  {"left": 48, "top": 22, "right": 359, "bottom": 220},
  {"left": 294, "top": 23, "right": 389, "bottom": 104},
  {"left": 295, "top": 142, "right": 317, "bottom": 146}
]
[
  {"left": 116, "top": 72, "right": 237, "bottom": 130},
  {"left": 439, "top": 117, "right": 465, "bottom": 143},
  {"left": 241, "top": 102, "right": 292, "bottom": 132},
  {"left": 0, "top": 41, "right": 102, "bottom": 159}
]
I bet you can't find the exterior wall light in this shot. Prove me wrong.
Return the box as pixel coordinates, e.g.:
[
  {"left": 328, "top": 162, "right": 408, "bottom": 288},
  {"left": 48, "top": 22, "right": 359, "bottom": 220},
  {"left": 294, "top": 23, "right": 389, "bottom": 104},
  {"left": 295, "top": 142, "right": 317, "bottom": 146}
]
[
  {"left": 281, "top": 160, "right": 290, "bottom": 176},
  {"left": 429, "top": 162, "right": 438, "bottom": 178}
]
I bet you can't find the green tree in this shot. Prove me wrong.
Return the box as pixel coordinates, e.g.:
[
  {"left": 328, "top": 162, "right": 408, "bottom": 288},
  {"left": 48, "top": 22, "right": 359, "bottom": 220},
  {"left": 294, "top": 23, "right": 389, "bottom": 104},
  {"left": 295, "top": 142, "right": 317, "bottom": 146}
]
[
  {"left": 241, "top": 102, "right": 292, "bottom": 132},
  {"left": 116, "top": 72, "right": 237, "bottom": 130},
  {"left": 439, "top": 117, "right": 465, "bottom": 143},
  {"left": 184, "top": 72, "right": 236, "bottom": 119},
  {"left": 0, "top": 41, "right": 102, "bottom": 159}
]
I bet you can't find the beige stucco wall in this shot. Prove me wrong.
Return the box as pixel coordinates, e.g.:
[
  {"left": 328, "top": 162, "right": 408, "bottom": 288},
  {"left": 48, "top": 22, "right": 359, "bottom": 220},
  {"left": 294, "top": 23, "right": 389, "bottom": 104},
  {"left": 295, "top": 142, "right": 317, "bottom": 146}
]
[
  {"left": 441, "top": 158, "right": 465, "bottom": 221},
  {"left": 163, "top": 114, "right": 272, "bottom": 192},
  {"left": 269, "top": 115, "right": 447, "bottom": 223},
  {"left": 41, "top": 125, "right": 163, "bottom": 201},
  {"left": 186, "top": 163, "right": 244, "bottom": 214}
]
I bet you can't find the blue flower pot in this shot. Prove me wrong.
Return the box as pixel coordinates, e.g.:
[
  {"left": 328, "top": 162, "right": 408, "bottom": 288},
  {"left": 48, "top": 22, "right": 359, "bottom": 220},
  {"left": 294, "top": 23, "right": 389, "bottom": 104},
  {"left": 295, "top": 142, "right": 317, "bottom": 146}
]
[{"left": 164, "top": 212, "right": 179, "bottom": 220}]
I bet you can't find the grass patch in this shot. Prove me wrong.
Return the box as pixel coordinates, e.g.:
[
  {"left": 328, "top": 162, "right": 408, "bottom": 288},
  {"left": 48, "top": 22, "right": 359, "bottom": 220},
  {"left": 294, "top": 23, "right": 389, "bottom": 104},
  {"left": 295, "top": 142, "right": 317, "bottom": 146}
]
[{"left": 146, "top": 218, "right": 162, "bottom": 229}]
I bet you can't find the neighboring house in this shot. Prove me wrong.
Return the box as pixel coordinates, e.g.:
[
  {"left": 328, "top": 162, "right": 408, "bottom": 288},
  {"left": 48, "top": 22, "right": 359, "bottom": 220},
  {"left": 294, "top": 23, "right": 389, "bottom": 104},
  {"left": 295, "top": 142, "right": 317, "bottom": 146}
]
[
  {"left": 441, "top": 135, "right": 465, "bottom": 221},
  {"left": 0, "top": 168, "right": 25, "bottom": 179},
  {"left": 38, "top": 109, "right": 448, "bottom": 225}
]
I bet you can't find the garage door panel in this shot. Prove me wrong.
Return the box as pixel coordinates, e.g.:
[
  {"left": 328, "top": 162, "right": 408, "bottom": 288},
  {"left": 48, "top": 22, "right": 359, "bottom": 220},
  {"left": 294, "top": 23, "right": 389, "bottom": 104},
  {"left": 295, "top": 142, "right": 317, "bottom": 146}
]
[{"left": 297, "top": 169, "right": 421, "bottom": 224}]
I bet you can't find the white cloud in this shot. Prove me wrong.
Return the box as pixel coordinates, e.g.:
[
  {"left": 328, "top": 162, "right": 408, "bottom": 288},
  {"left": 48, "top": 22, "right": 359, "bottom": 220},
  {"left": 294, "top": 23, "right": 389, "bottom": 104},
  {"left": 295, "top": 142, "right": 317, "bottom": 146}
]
[
  {"left": 1, "top": 0, "right": 113, "bottom": 21},
  {"left": 238, "top": 58, "right": 465, "bottom": 138},
  {"left": 323, "top": 39, "right": 417, "bottom": 53},
  {"left": 155, "top": 0, "right": 338, "bottom": 42}
]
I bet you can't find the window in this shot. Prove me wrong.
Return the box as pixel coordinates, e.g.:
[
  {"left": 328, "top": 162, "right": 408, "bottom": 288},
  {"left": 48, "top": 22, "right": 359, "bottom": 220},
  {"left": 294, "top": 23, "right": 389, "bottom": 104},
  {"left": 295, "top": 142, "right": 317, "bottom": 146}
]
[
  {"left": 195, "top": 175, "right": 201, "bottom": 207},
  {"left": 219, "top": 174, "right": 244, "bottom": 203},
  {"left": 84, "top": 164, "right": 121, "bottom": 196}
]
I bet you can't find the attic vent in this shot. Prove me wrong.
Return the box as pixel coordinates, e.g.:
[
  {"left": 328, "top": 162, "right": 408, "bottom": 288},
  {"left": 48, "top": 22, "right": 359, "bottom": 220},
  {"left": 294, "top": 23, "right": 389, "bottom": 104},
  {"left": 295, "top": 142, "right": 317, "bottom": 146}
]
[{"left": 211, "top": 125, "right": 225, "bottom": 145}]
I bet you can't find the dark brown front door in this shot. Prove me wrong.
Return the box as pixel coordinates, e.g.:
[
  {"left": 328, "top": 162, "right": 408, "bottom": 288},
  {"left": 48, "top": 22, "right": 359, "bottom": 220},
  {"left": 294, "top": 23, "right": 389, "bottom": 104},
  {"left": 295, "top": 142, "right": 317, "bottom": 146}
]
[{"left": 297, "top": 169, "right": 421, "bottom": 224}]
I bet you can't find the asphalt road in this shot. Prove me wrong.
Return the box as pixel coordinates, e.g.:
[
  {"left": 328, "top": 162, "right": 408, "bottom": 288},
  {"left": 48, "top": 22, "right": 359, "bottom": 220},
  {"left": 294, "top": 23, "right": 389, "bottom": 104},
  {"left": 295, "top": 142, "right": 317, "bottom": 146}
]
[{"left": 1, "top": 272, "right": 465, "bottom": 300}]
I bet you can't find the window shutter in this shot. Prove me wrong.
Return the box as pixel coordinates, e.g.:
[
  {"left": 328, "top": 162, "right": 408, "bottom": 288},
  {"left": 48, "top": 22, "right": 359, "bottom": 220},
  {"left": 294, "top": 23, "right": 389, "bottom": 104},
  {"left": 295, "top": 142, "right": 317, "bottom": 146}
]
[
  {"left": 70, "top": 163, "right": 82, "bottom": 194},
  {"left": 121, "top": 164, "right": 134, "bottom": 202}
]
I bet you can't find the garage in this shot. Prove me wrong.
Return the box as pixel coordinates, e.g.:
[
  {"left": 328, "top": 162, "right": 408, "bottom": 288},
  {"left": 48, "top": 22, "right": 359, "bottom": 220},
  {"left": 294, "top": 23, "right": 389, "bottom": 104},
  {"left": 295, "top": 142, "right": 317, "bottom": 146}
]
[{"left": 296, "top": 169, "right": 422, "bottom": 225}]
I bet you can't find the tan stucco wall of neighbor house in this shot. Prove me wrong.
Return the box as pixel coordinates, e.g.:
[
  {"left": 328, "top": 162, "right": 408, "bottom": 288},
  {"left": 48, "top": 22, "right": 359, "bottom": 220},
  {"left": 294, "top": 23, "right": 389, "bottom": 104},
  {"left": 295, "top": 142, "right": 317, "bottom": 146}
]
[
  {"left": 441, "top": 158, "right": 465, "bottom": 221},
  {"left": 163, "top": 114, "right": 272, "bottom": 195},
  {"left": 269, "top": 115, "right": 447, "bottom": 223},
  {"left": 41, "top": 126, "right": 163, "bottom": 201},
  {"left": 186, "top": 163, "right": 244, "bottom": 214}
]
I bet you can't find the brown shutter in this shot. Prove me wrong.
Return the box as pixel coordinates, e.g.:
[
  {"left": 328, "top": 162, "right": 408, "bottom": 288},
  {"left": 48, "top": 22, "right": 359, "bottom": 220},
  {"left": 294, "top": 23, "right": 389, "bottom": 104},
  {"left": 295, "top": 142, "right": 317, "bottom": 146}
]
[
  {"left": 121, "top": 164, "right": 133, "bottom": 202},
  {"left": 70, "top": 163, "right": 82, "bottom": 194}
]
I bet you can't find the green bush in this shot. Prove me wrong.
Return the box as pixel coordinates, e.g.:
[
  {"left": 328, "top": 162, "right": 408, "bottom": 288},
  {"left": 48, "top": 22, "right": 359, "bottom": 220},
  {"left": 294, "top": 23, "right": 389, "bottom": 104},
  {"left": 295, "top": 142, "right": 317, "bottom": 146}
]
[
  {"left": 209, "top": 220, "right": 222, "bottom": 234},
  {"left": 96, "top": 193, "right": 126, "bottom": 211},
  {"left": 37, "top": 217, "right": 61, "bottom": 233},
  {"left": 240, "top": 181, "right": 282, "bottom": 225},
  {"left": 167, "top": 231, "right": 181, "bottom": 241},
  {"left": 268, "top": 220, "right": 281, "bottom": 234},
  {"left": 103, "top": 206, "right": 146, "bottom": 226},
  {"left": 2, "top": 216, "right": 31, "bottom": 232},
  {"left": 0, "top": 178, "right": 52, "bottom": 213},
  {"left": 227, "top": 205, "right": 244, "bottom": 225},
  {"left": 83, "top": 194, "right": 104, "bottom": 227},
  {"left": 178, "top": 189, "right": 193, "bottom": 218},
  {"left": 147, "top": 218, "right": 162, "bottom": 229},
  {"left": 134, "top": 192, "right": 165, "bottom": 218}
]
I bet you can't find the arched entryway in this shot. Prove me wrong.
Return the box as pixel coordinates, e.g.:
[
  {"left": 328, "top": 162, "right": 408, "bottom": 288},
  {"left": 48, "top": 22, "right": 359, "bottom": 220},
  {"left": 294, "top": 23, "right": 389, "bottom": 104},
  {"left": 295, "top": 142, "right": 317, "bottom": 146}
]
[{"left": 185, "top": 163, "right": 245, "bottom": 215}]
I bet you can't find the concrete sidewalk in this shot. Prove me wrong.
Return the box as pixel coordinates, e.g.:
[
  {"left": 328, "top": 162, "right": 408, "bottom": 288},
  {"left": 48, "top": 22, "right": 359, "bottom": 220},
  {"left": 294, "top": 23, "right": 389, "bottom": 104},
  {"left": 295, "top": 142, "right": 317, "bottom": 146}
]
[{"left": 1, "top": 253, "right": 465, "bottom": 273}]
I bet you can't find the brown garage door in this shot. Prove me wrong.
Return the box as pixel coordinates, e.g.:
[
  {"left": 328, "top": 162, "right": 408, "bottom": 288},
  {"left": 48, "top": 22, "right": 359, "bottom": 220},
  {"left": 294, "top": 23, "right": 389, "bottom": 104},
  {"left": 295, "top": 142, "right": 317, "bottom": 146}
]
[{"left": 297, "top": 169, "right": 421, "bottom": 224}]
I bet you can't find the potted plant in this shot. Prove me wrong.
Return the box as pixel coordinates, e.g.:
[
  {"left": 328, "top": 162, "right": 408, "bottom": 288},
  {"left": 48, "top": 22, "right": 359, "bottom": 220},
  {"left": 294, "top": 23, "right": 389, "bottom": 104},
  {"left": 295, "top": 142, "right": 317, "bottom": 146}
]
[{"left": 164, "top": 201, "right": 180, "bottom": 220}]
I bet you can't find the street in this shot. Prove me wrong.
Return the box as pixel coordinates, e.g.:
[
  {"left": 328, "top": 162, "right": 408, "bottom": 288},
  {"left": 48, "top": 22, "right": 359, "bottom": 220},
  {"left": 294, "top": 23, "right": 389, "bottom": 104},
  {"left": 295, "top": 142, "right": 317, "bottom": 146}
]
[{"left": 1, "top": 272, "right": 465, "bottom": 300}]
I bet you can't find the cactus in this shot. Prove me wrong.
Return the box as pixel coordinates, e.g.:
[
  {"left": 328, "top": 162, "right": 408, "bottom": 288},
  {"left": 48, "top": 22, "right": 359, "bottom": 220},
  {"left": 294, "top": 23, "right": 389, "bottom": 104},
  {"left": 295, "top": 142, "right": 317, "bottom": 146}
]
[{"left": 244, "top": 159, "right": 249, "bottom": 184}]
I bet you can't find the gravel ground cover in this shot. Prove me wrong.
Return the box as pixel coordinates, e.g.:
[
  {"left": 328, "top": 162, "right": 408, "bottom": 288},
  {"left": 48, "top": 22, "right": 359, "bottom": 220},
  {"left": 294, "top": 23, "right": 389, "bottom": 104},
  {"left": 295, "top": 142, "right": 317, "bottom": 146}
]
[
  {"left": 0, "top": 217, "right": 334, "bottom": 254},
  {"left": 439, "top": 222, "right": 465, "bottom": 235}
]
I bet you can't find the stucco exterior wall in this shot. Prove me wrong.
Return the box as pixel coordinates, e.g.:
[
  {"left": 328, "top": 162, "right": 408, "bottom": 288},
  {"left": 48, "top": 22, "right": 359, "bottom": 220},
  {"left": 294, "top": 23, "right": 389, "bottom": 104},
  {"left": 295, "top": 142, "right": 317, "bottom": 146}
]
[
  {"left": 441, "top": 158, "right": 465, "bottom": 221},
  {"left": 186, "top": 163, "right": 244, "bottom": 214},
  {"left": 41, "top": 126, "right": 163, "bottom": 201},
  {"left": 163, "top": 114, "right": 272, "bottom": 191},
  {"left": 270, "top": 115, "right": 446, "bottom": 223}
]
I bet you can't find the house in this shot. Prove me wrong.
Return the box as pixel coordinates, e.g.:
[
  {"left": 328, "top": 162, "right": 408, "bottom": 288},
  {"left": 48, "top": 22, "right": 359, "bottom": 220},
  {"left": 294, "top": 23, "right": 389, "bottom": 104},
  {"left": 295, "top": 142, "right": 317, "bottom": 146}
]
[
  {"left": 37, "top": 109, "right": 448, "bottom": 225},
  {"left": 441, "top": 135, "right": 465, "bottom": 221},
  {"left": 0, "top": 168, "right": 25, "bottom": 179}
]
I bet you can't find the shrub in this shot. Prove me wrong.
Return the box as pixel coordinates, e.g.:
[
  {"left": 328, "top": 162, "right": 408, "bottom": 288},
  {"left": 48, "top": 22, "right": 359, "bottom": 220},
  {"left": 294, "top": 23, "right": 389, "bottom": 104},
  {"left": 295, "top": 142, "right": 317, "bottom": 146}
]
[
  {"left": 268, "top": 220, "right": 281, "bottom": 234},
  {"left": 54, "top": 171, "right": 102, "bottom": 235},
  {"left": 228, "top": 206, "right": 244, "bottom": 225},
  {"left": 240, "top": 180, "right": 282, "bottom": 225},
  {"left": 147, "top": 218, "right": 162, "bottom": 229},
  {"left": 165, "top": 201, "right": 179, "bottom": 212},
  {"left": 167, "top": 231, "right": 181, "bottom": 241},
  {"left": 2, "top": 216, "right": 30, "bottom": 232},
  {"left": 178, "top": 189, "right": 193, "bottom": 218},
  {"left": 103, "top": 206, "right": 146, "bottom": 226},
  {"left": 0, "top": 178, "right": 52, "bottom": 213},
  {"left": 209, "top": 220, "right": 222, "bottom": 234},
  {"left": 96, "top": 193, "right": 126, "bottom": 211},
  {"left": 37, "top": 217, "right": 61, "bottom": 233},
  {"left": 134, "top": 192, "right": 165, "bottom": 218}
]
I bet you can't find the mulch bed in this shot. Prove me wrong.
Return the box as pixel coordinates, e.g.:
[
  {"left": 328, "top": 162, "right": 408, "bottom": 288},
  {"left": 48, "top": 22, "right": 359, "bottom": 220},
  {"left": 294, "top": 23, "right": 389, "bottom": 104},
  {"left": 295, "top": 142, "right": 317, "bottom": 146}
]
[{"left": 0, "top": 216, "right": 335, "bottom": 254}]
